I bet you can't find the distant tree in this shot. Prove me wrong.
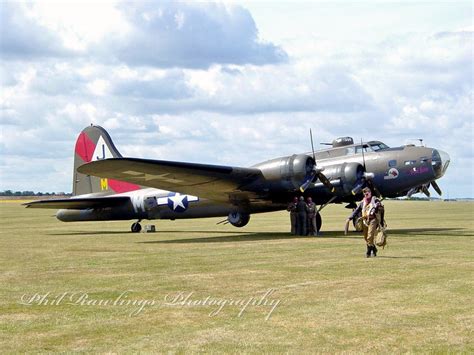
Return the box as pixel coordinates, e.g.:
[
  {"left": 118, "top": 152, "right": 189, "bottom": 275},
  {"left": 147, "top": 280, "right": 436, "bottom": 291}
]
[{"left": 0, "top": 190, "right": 72, "bottom": 196}]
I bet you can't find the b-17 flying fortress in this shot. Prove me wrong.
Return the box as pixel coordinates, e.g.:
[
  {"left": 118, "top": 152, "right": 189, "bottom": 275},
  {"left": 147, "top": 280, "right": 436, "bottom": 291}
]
[{"left": 25, "top": 125, "right": 450, "bottom": 233}]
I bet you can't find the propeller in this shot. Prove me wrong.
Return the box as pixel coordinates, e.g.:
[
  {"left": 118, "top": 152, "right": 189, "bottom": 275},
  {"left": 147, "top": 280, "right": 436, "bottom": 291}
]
[
  {"left": 407, "top": 183, "right": 430, "bottom": 198},
  {"left": 300, "top": 129, "right": 335, "bottom": 193},
  {"left": 408, "top": 181, "right": 442, "bottom": 198},
  {"left": 351, "top": 139, "right": 381, "bottom": 197}
]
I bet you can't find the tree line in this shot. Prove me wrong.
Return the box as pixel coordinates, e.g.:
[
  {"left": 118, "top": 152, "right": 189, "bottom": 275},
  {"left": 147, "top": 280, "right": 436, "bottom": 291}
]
[{"left": 0, "top": 190, "right": 72, "bottom": 197}]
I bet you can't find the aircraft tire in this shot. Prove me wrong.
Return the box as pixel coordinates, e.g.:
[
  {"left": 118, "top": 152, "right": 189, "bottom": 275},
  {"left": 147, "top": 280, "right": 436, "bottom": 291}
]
[
  {"left": 131, "top": 222, "right": 142, "bottom": 233},
  {"left": 316, "top": 212, "right": 322, "bottom": 233}
]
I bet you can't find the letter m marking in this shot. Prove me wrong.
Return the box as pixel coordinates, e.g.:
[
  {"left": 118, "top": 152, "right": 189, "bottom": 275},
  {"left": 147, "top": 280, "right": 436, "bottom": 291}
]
[{"left": 100, "top": 178, "right": 108, "bottom": 191}]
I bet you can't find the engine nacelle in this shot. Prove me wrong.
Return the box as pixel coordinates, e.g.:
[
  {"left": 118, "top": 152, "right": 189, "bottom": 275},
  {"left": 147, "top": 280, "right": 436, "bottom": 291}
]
[
  {"left": 228, "top": 212, "right": 250, "bottom": 227},
  {"left": 254, "top": 154, "right": 315, "bottom": 191},
  {"left": 322, "top": 162, "right": 365, "bottom": 194}
]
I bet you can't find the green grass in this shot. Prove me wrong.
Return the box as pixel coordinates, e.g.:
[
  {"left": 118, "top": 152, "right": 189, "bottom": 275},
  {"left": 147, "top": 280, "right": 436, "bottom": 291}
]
[{"left": 0, "top": 200, "right": 473, "bottom": 352}]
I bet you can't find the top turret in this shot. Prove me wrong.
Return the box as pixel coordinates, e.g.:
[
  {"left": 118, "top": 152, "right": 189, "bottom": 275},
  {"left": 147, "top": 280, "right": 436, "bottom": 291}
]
[{"left": 332, "top": 137, "right": 354, "bottom": 147}]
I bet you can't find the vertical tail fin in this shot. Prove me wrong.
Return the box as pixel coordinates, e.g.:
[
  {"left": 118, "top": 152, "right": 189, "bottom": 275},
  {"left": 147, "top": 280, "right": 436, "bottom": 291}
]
[{"left": 73, "top": 125, "right": 140, "bottom": 196}]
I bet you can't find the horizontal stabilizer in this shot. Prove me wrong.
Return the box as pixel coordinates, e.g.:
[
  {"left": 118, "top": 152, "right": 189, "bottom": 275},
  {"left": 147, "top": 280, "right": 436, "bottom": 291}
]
[{"left": 23, "top": 196, "right": 130, "bottom": 209}]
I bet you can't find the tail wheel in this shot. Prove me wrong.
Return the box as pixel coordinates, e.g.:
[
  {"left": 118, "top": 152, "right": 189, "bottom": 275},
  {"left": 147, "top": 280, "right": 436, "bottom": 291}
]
[{"left": 131, "top": 222, "right": 142, "bottom": 233}]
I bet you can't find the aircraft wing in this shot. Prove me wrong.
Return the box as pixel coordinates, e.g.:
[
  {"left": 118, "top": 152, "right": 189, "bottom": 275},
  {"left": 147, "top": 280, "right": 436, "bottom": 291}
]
[
  {"left": 78, "top": 158, "right": 263, "bottom": 202},
  {"left": 24, "top": 196, "right": 131, "bottom": 209}
]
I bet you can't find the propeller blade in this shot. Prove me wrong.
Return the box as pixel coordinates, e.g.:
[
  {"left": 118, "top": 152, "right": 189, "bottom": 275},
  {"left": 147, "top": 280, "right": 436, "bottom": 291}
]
[
  {"left": 421, "top": 185, "right": 431, "bottom": 198},
  {"left": 299, "top": 178, "right": 313, "bottom": 193},
  {"left": 317, "top": 172, "right": 336, "bottom": 192},
  {"left": 407, "top": 187, "right": 417, "bottom": 198},
  {"left": 310, "top": 129, "right": 316, "bottom": 161},
  {"left": 360, "top": 138, "right": 366, "bottom": 170},
  {"left": 431, "top": 180, "right": 442, "bottom": 196},
  {"left": 351, "top": 182, "right": 365, "bottom": 195}
]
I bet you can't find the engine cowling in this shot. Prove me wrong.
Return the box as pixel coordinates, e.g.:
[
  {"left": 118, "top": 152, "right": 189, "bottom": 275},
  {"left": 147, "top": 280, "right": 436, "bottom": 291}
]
[
  {"left": 322, "top": 162, "right": 365, "bottom": 194},
  {"left": 228, "top": 212, "right": 250, "bottom": 227},
  {"left": 254, "top": 154, "right": 316, "bottom": 191}
]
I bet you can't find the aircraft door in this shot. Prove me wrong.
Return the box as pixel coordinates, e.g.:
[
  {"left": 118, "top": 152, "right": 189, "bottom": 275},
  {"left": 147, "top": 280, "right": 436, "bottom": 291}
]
[{"left": 145, "top": 196, "right": 159, "bottom": 218}]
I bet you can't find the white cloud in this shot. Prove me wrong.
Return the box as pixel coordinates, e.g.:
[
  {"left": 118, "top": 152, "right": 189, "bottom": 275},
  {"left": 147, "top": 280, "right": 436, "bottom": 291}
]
[
  {"left": 26, "top": 1, "right": 129, "bottom": 51},
  {"left": 87, "top": 79, "right": 110, "bottom": 96},
  {"left": 1, "top": 1, "right": 286, "bottom": 68},
  {"left": 103, "top": 2, "right": 287, "bottom": 68},
  {"left": 0, "top": 1, "right": 472, "bottom": 197},
  {"left": 0, "top": 2, "right": 70, "bottom": 58}
]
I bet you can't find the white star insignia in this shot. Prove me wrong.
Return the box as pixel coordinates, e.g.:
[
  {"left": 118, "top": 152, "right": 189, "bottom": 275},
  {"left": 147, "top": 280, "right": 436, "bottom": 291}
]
[{"left": 169, "top": 193, "right": 186, "bottom": 210}]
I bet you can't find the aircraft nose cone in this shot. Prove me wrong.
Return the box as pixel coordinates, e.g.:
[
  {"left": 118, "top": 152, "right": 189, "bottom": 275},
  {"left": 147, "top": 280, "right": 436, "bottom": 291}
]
[
  {"left": 439, "top": 150, "right": 451, "bottom": 175},
  {"left": 432, "top": 149, "right": 450, "bottom": 178}
]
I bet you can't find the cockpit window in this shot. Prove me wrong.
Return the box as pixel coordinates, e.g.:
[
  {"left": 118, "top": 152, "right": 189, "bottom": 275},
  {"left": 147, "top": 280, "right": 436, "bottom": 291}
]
[
  {"left": 370, "top": 143, "right": 389, "bottom": 151},
  {"left": 321, "top": 142, "right": 390, "bottom": 157},
  {"left": 355, "top": 145, "right": 371, "bottom": 153}
]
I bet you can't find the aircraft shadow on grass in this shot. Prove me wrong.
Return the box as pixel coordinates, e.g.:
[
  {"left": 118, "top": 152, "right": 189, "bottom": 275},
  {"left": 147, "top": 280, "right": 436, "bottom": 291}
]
[
  {"left": 138, "top": 231, "right": 383, "bottom": 244},
  {"left": 386, "top": 227, "right": 468, "bottom": 237},
  {"left": 49, "top": 230, "right": 250, "bottom": 237},
  {"left": 377, "top": 256, "right": 425, "bottom": 259},
  {"left": 138, "top": 227, "right": 466, "bottom": 244},
  {"left": 49, "top": 231, "right": 132, "bottom": 236},
  {"left": 49, "top": 227, "right": 466, "bottom": 242}
]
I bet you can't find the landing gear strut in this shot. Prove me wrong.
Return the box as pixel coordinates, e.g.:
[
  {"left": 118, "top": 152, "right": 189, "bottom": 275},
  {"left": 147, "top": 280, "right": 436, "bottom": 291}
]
[
  {"left": 131, "top": 221, "right": 142, "bottom": 233},
  {"left": 315, "top": 195, "right": 337, "bottom": 233}
]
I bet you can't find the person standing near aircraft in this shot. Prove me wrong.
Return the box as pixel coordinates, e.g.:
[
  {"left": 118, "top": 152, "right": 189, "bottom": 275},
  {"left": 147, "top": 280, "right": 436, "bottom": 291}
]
[
  {"left": 306, "top": 197, "right": 318, "bottom": 236},
  {"left": 296, "top": 196, "right": 307, "bottom": 236},
  {"left": 286, "top": 197, "right": 298, "bottom": 235},
  {"left": 345, "top": 187, "right": 382, "bottom": 257}
]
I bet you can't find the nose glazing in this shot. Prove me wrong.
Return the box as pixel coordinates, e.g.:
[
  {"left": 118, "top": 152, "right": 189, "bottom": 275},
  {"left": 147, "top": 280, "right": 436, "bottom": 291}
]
[{"left": 432, "top": 149, "right": 450, "bottom": 178}]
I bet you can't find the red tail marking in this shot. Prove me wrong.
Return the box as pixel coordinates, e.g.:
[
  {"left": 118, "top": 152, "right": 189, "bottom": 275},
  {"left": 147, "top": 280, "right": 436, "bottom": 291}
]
[
  {"left": 75, "top": 132, "right": 96, "bottom": 162},
  {"left": 75, "top": 131, "right": 140, "bottom": 192},
  {"left": 109, "top": 179, "right": 141, "bottom": 193}
]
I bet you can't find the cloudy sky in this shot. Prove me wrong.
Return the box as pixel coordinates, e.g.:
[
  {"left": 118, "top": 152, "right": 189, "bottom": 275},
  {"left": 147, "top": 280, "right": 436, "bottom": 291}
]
[{"left": 0, "top": 1, "right": 472, "bottom": 197}]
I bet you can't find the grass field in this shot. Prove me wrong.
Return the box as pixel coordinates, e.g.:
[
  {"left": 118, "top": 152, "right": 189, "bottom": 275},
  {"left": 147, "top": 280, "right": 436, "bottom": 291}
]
[{"left": 0, "top": 200, "right": 473, "bottom": 352}]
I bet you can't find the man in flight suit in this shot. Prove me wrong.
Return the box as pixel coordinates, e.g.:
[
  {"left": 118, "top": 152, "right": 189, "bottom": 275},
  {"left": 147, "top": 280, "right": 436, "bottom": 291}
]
[
  {"left": 286, "top": 197, "right": 298, "bottom": 235},
  {"left": 306, "top": 197, "right": 318, "bottom": 236},
  {"left": 345, "top": 187, "right": 382, "bottom": 257},
  {"left": 296, "top": 196, "right": 307, "bottom": 236}
]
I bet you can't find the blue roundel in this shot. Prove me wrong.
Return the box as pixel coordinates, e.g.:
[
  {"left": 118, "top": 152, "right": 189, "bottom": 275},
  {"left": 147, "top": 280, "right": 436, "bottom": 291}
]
[{"left": 167, "top": 193, "right": 189, "bottom": 213}]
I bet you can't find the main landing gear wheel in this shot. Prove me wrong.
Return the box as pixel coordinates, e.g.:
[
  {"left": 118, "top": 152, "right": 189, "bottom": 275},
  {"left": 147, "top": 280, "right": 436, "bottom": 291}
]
[
  {"left": 131, "top": 222, "right": 142, "bottom": 233},
  {"left": 316, "top": 212, "right": 322, "bottom": 233}
]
